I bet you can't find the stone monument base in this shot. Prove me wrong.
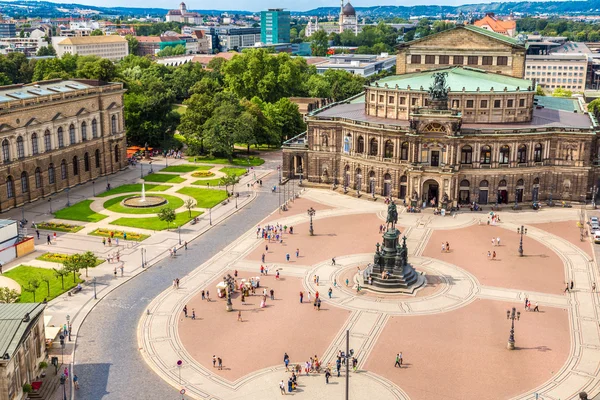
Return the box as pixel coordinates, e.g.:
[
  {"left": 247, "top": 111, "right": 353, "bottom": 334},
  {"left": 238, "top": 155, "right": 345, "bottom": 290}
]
[{"left": 361, "top": 272, "right": 427, "bottom": 295}]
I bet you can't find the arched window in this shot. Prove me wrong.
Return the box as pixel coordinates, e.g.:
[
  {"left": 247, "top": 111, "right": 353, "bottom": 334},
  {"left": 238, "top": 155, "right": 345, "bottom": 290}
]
[
  {"left": 534, "top": 143, "right": 543, "bottom": 162},
  {"left": 48, "top": 164, "right": 55, "bottom": 184},
  {"left": 6, "top": 176, "right": 14, "bottom": 198},
  {"left": 84, "top": 152, "right": 90, "bottom": 172},
  {"left": 400, "top": 142, "right": 409, "bottom": 160},
  {"left": 499, "top": 179, "right": 507, "bottom": 187},
  {"left": 44, "top": 130, "right": 51, "bottom": 152},
  {"left": 92, "top": 119, "right": 98, "bottom": 138},
  {"left": 369, "top": 138, "right": 378, "bottom": 156},
  {"left": 114, "top": 145, "right": 120, "bottom": 162},
  {"left": 20, "top": 171, "right": 28, "bottom": 192},
  {"left": 72, "top": 156, "right": 78, "bottom": 176},
  {"left": 16, "top": 136, "right": 24, "bottom": 159},
  {"left": 533, "top": 177, "right": 540, "bottom": 185},
  {"left": 384, "top": 172, "right": 391, "bottom": 180},
  {"left": 384, "top": 140, "right": 394, "bottom": 158},
  {"left": 499, "top": 145, "right": 510, "bottom": 164},
  {"left": 357, "top": 136, "right": 365, "bottom": 153},
  {"left": 111, "top": 115, "right": 117, "bottom": 134},
  {"left": 31, "top": 133, "right": 38, "bottom": 155},
  {"left": 480, "top": 180, "right": 489, "bottom": 188},
  {"left": 34, "top": 167, "right": 41, "bottom": 188},
  {"left": 460, "top": 145, "right": 472, "bottom": 164},
  {"left": 400, "top": 175, "right": 408, "bottom": 183},
  {"left": 517, "top": 179, "right": 524, "bottom": 186},
  {"left": 460, "top": 179, "right": 470, "bottom": 187},
  {"left": 2, "top": 139, "right": 9, "bottom": 162},
  {"left": 61, "top": 159, "right": 67, "bottom": 180},
  {"left": 95, "top": 149, "right": 101, "bottom": 168},
  {"left": 57, "top": 127, "right": 64, "bottom": 148},
  {"left": 81, "top": 122, "right": 87, "bottom": 141},
  {"left": 69, "top": 124, "right": 76, "bottom": 144},
  {"left": 517, "top": 145, "right": 527, "bottom": 163},
  {"left": 480, "top": 145, "right": 491, "bottom": 164}
]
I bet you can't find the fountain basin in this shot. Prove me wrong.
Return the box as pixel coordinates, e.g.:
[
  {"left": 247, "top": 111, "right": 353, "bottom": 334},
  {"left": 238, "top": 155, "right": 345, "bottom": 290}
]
[{"left": 122, "top": 195, "right": 167, "bottom": 208}]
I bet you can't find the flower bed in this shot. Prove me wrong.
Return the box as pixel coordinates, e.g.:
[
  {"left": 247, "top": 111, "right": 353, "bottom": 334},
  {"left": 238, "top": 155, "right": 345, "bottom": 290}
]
[
  {"left": 36, "top": 253, "right": 104, "bottom": 266},
  {"left": 191, "top": 171, "right": 215, "bottom": 178},
  {"left": 88, "top": 228, "right": 150, "bottom": 242},
  {"left": 36, "top": 222, "right": 84, "bottom": 233}
]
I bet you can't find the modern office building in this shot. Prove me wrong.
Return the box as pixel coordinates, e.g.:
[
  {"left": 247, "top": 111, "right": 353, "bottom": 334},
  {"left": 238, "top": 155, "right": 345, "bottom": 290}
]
[
  {"left": 313, "top": 53, "right": 396, "bottom": 77},
  {"left": 525, "top": 54, "right": 588, "bottom": 92},
  {"left": 0, "top": 79, "right": 127, "bottom": 212},
  {"left": 0, "top": 23, "right": 16, "bottom": 38},
  {"left": 260, "top": 8, "right": 290, "bottom": 45}
]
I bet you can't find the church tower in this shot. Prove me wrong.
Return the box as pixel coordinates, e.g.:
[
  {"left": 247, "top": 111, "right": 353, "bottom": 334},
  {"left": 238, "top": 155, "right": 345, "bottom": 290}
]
[{"left": 339, "top": 0, "right": 344, "bottom": 33}]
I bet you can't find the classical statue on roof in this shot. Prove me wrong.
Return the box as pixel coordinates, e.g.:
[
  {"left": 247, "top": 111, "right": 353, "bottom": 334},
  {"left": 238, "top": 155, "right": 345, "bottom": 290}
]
[{"left": 428, "top": 72, "right": 449, "bottom": 102}]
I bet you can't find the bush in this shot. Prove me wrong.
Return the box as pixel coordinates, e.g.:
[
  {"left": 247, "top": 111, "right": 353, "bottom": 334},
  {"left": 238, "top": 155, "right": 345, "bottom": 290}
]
[
  {"left": 36, "top": 222, "right": 83, "bottom": 233},
  {"left": 191, "top": 171, "right": 215, "bottom": 178},
  {"left": 39, "top": 361, "right": 48, "bottom": 369},
  {"left": 22, "top": 384, "right": 32, "bottom": 393}
]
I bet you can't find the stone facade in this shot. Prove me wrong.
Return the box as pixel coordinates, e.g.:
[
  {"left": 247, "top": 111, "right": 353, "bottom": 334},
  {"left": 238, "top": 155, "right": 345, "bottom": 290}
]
[
  {"left": 396, "top": 25, "right": 526, "bottom": 79},
  {"left": 0, "top": 79, "right": 127, "bottom": 213}
]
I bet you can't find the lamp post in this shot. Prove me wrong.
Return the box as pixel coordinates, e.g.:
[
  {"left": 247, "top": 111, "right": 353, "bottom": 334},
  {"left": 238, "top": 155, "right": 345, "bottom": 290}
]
[
  {"left": 65, "top": 188, "right": 70, "bottom": 207},
  {"left": 140, "top": 162, "right": 143, "bottom": 179},
  {"left": 141, "top": 247, "right": 146, "bottom": 268},
  {"left": 66, "top": 314, "right": 71, "bottom": 342},
  {"left": 48, "top": 198, "right": 52, "bottom": 214},
  {"left": 106, "top": 173, "right": 109, "bottom": 191},
  {"left": 506, "top": 307, "right": 520, "bottom": 350},
  {"left": 307, "top": 207, "right": 316, "bottom": 236},
  {"left": 292, "top": 177, "right": 295, "bottom": 202},
  {"left": 92, "top": 180, "right": 95, "bottom": 197},
  {"left": 278, "top": 165, "right": 281, "bottom": 185},
  {"left": 178, "top": 225, "right": 181, "bottom": 245},
  {"left": 209, "top": 207, "right": 212, "bottom": 226},
  {"left": 92, "top": 277, "right": 97, "bottom": 299},
  {"left": 235, "top": 192, "right": 238, "bottom": 209},
  {"left": 517, "top": 225, "right": 527, "bottom": 257},
  {"left": 20, "top": 202, "right": 26, "bottom": 226},
  {"left": 371, "top": 180, "right": 375, "bottom": 199},
  {"left": 149, "top": 161, "right": 153, "bottom": 174}
]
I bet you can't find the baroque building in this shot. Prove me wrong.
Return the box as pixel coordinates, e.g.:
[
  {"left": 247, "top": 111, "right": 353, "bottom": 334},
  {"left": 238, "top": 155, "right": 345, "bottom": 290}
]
[
  {"left": 0, "top": 79, "right": 127, "bottom": 212},
  {"left": 283, "top": 25, "right": 600, "bottom": 206}
]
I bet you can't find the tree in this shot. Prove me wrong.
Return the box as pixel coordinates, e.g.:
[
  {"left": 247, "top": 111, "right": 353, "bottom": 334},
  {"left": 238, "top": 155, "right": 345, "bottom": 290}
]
[
  {"left": 535, "top": 85, "right": 546, "bottom": 96},
  {"left": 125, "top": 35, "right": 139, "bottom": 55},
  {"left": 0, "top": 72, "right": 11, "bottom": 86},
  {"left": 90, "top": 29, "right": 104, "bottom": 36},
  {"left": 184, "top": 199, "right": 196, "bottom": 217},
  {"left": 24, "top": 278, "right": 40, "bottom": 302},
  {"left": 588, "top": 98, "right": 600, "bottom": 114},
  {"left": 203, "top": 102, "right": 246, "bottom": 162},
  {"left": 157, "top": 44, "right": 186, "bottom": 58},
  {"left": 219, "top": 173, "right": 240, "bottom": 196},
  {"left": 40, "top": 275, "right": 51, "bottom": 298},
  {"left": 311, "top": 30, "right": 329, "bottom": 56},
  {"left": 53, "top": 267, "right": 69, "bottom": 290},
  {"left": 552, "top": 87, "right": 573, "bottom": 97},
  {"left": 36, "top": 44, "right": 56, "bottom": 57},
  {"left": 77, "top": 58, "right": 117, "bottom": 82},
  {"left": 0, "top": 287, "right": 20, "bottom": 303},
  {"left": 158, "top": 207, "right": 176, "bottom": 230},
  {"left": 63, "top": 254, "right": 83, "bottom": 283},
  {"left": 80, "top": 251, "right": 99, "bottom": 278}
]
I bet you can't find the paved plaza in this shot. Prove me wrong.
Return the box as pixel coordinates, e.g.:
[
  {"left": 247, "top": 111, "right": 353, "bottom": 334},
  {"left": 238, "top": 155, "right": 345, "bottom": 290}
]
[{"left": 137, "top": 187, "right": 600, "bottom": 400}]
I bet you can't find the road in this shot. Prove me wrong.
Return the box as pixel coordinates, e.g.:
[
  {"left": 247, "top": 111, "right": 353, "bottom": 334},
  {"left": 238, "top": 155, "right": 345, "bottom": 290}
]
[{"left": 73, "top": 158, "right": 283, "bottom": 400}]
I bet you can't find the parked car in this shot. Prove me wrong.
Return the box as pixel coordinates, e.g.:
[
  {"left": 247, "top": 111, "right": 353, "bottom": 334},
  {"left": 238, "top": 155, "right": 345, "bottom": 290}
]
[
  {"left": 590, "top": 216, "right": 599, "bottom": 225},
  {"left": 591, "top": 224, "right": 600, "bottom": 234},
  {"left": 594, "top": 231, "right": 600, "bottom": 244}
]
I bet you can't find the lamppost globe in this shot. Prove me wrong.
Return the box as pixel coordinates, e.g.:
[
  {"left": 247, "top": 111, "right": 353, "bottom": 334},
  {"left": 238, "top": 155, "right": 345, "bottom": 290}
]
[{"left": 307, "top": 207, "right": 316, "bottom": 236}]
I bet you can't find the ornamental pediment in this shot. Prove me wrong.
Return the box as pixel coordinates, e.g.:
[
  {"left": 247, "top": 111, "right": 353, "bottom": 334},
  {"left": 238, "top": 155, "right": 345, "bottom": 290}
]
[
  {"left": 51, "top": 112, "right": 67, "bottom": 121},
  {"left": 76, "top": 107, "right": 90, "bottom": 116},
  {"left": 24, "top": 117, "right": 42, "bottom": 127}
]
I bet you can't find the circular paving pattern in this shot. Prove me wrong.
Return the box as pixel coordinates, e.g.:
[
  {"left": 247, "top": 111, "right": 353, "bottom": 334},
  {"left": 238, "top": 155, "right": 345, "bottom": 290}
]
[
  {"left": 122, "top": 195, "right": 167, "bottom": 208},
  {"left": 102, "top": 194, "right": 185, "bottom": 214}
]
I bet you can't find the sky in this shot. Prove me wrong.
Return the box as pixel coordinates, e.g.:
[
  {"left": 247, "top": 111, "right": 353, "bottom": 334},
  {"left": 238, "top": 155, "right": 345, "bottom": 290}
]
[{"left": 43, "top": 0, "right": 518, "bottom": 12}]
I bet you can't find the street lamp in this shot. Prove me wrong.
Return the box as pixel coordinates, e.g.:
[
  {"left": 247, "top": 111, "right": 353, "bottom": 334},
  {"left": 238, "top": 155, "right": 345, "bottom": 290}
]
[
  {"left": 371, "top": 180, "right": 375, "bottom": 199},
  {"left": 517, "top": 225, "right": 527, "bottom": 257},
  {"left": 209, "top": 207, "right": 212, "bottom": 226},
  {"left": 235, "top": 193, "right": 238, "bottom": 209},
  {"left": 106, "top": 173, "right": 110, "bottom": 191},
  {"left": 20, "top": 202, "right": 27, "bottom": 226},
  {"left": 140, "top": 162, "right": 143, "bottom": 179},
  {"left": 141, "top": 248, "right": 146, "bottom": 268},
  {"left": 278, "top": 165, "right": 281, "bottom": 185},
  {"left": 92, "top": 180, "right": 95, "bottom": 197},
  {"left": 66, "top": 314, "right": 71, "bottom": 341},
  {"left": 177, "top": 360, "right": 183, "bottom": 399},
  {"left": 178, "top": 225, "right": 181, "bottom": 245},
  {"left": 506, "top": 307, "right": 520, "bottom": 350},
  {"left": 92, "top": 277, "right": 97, "bottom": 299},
  {"left": 307, "top": 207, "right": 316, "bottom": 236},
  {"left": 48, "top": 198, "right": 52, "bottom": 214},
  {"left": 65, "top": 188, "right": 70, "bottom": 207},
  {"left": 149, "top": 161, "right": 153, "bottom": 174}
]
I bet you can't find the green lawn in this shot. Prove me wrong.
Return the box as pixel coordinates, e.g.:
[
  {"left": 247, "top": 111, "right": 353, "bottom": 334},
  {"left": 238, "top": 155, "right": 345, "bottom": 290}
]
[
  {"left": 172, "top": 104, "right": 187, "bottom": 115},
  {"left": 144, "top": 173, "right": 186, "bottom": 184},
  {"left": 36, "top": 252, "right": 104, "bottom": 266},
  {"left": 176, "top": 187, "right": 229, "bottom": 208},
  {"left": 111, "top": 211, "right": 202, "bottom": 231},
  {"left": 54, "top": 200, "right": 108, "bottom": 222},
  {"left": 4, "top": 265, "right": 83, "bottom": 303},
  {"left": 161, "top": 165, "right": 212, "bottom": 173},
  {"left": 103, "top": 194, "right": 184, "bottom": 214},
  {"left": 97, "top": 184, "right": 171, "bottom": 197},
  {"left": 36, "top": 222, "right": 83, "bottom": 233},
  {"left": 187, "top": 155, "right": 265, "bottom": 166},
  {"left": 219, "top": 167, "right": 247, "bottom": 177},
  {"left": 191, "top": 178, "right": 224, "bottom": 187},
  {"left": 88, "top": 228, "right": 150, "bottom": 242}
]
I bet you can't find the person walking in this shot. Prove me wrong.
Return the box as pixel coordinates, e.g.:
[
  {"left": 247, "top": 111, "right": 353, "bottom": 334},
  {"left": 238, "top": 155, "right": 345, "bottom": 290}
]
[
  {"left": 191, "top": 309, "right": 196, "bottom": 320},
  {"left": 262, "top": 253, "right": 266, "bottom": 263},
  {"left": 270, "top": 289, "right": 274, "bottom": 300},
  {"left": 394, "top": 353, "right": 401, "bottom": 368},
  {"left": 331, "top": 257, "right": 336, "bottom": 266},
  {"left": 399, "top": 352, "right": 403, "bottom": 367},
  {"left": 571, "top": 280, "right": 574, "bottom": 290},
  {"left": 36, "top": 229, "right": 40, "bottom": 239},
  {"left": 593, "top": 282, "right": 597, "bottom": 292},
  {"left": 492, "top": 251, "right": 496, "bottom": 260},
  {"left": 441, "top": 242, "right": 446, "bottom": 252},
  {"left": 524, "top": 297, "right": 529, "bottom": 310},
  {"left": 212, "top": 355, "right": 216, "bottom": 368},
  {"left": 336, "top": 358, "right": 341, "bottom": 377},
  {"left": 564, "top": 283, "right": 570, "bottom": 293},
  {"left": 206, "top": 290, "right": 210, "bottom": 301},
  {"left": 497, "top": 237, "right": 501, "bottom": 246},
  {"left": 237, "top": 311, "right": 242, "bottom": 322},
  {"left": 328, "top": 287, "right": 333, "bottom": 299},
  {"left": 487, "top": 251, "right": 491, "bottom": 259},
  {"left": 446, "top": 242, "right": 450, "bottom": 252},
  {"left": 299, "top": 291, "right": 303, "bottom": 303},
  {"left": 284, "top": 353, "right": 290, "bottom": 371},
  {"left": 47, "top": 234, "right": 52, "bottom": 245},
  {"left": 202, "top": 290, "right": 205, "bottom": 300},
  {"left": 533, "top": 302, "right": 539, "bottom": 312},
  {"left": 279, "top": 380, "right": 286, "bottom": 395},
  {"left": 113, "top": 267, "right": 117, "bottom": 279},
  {"left": 286, "top": 253, "right": 290, "bottom": 262},
  {"left": 183, "top": 305, "right": 188, "bottom": 318},
  {"left": 296, "top": 248, "right": 299, "bottom": 258},
  {"left": 73, "top": 374, "right": 79, "bottom": 389},
  {"left": 491, "top": 237, "right": 495, "bottom": 246},
  {"left": 317, "top": 298, "right": 321, "bottom": 311},
  {"left": 325, "top": 369, "right": 331, "bottom": 384},
  {"left": 218, "top": 357, "right": 223, "bottom": 370}
]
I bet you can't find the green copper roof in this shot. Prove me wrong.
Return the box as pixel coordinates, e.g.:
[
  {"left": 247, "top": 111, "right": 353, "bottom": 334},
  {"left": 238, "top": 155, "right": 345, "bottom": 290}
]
[
  {"left": 463, "top": 24, "right": 522, "bottom": 47},
  {"left": 374, "top": 67, "right": 533, "bottom": 93}
]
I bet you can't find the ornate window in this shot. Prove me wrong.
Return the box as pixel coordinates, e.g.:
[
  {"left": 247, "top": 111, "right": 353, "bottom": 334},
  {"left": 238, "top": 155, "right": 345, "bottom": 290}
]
[
  {"left": 92, "top": 119, "right": 98, "bottom": 138},
  {"left": 84, "top": 152, "right": 90, "bottom": 172},
  {"left": 480, "top": 145, "right": 491, "bottom": 164},
  {"left": 57, "top": 127, "right": 64, "bottom": 148},
  {"left": 517, "top": 179, "right": 524, "bottom": 187},
  {"left": 480, "top": 180, "right": 489, "bottom": 188},
  {"left": 16, "top": 136, "right": 24, "bottom": 159},
  {"left": 6, "top": 176, "right": 14, "bottom": 198},
  {"left": 35, "top": 168, "right": 41, "bottom": 188},
  {"left": 114, "top": 145, "right": 120, "bottom": 162},
  {"left": 48, "top": 164, "right": 55, "bottom": 184},
  {"left": 517, "top": 145, "right": 527, "bottom": 163},
  {"left": 31, "top": 133, "right": 38, "bottom": 155},
  {"left": 111, "top": 115, "right": 118, "bottom": 134},
  {"left": 460, "top": 179, "right": 470, "bottom": 188},
  {"left": 95, "top": 149, "right": 101, "bottom": 168},
  {"left": 44, "top": 130, "right": 51, "bottom": 151},
  {"left": 499, "top": 179, "right": 507, "bottom": 188},
  {"left": 534, "top": 143, "right": 543, "bottom": 162},
  {"left": 2, "top": 139, "right": 9, "bottom": 162},
  {"left": 460, "top": 145, "right": 472, "bottom": 164},
  {"left": 73, "top": 156, "right": 78, "bottom": 176},
  {"left": 400, "top": 142, "right": 409, "bottom": 160},
  {"left": 81, "top": 122, "right": 87, "bottom": 141},
  {"left": 384, "top": 140, "right": 394, "bottom": 158},
  {"left": 69, "top": 124, "right": 76, "bottom": 144},
  {"left": 499, "top": 145, "right": 510, "bottom": 164},
  {"left": 423, "top": 123, "right": 445, "bottom": 133},
  {"left": 533, "top": 177, "right": 540, "bottom": 185},
  {"left": 369, "top": 138, "right": 378, "bottom": 156},
  {"left": 61, "top": 159, "right": 67, "bottom": 180},
  {"left": 357, "top": 136, "right": 364, "bottom": 153},
  {"left": 21, "top": 171, "right": 28, "bottom": 192}
]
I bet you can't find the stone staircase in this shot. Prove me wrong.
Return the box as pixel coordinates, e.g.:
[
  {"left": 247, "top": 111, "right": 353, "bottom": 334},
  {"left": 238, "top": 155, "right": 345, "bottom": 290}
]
[{"left": 27, "top": 370, "right": 62, "bottom": 400}]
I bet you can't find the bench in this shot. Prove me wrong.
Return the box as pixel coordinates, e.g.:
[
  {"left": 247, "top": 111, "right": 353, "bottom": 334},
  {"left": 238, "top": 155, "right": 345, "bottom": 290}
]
[{"left": 68, "top": 286, "right": 82, "bottom": 296}]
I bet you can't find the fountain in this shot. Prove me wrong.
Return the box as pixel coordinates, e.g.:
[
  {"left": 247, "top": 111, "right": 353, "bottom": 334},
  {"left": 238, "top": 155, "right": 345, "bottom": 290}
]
[
  {"left": 122, "top": 181, "right": 167, "bottom": 208},
  {"left": 141, "top": 182, "right": 146, "bottom": 202}
]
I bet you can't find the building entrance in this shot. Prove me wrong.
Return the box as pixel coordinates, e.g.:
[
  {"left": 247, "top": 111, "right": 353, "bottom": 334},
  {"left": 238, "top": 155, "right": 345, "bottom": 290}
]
[
  {"left": 423, "top": 179, "right": 439, "bottom": 207},
  {"left": 431, "top": 151, "right": 440, "bottom": 167}
]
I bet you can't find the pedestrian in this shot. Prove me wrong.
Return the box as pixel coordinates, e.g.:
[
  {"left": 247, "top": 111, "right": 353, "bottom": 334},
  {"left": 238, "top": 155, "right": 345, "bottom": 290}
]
[
  {"left": 492, "top": 237, "right": 495, "bottom": 246},
  {"left": 332, "top": 257, "right": 336, "bottom": 266},
  {"left": 113, "top": 267, "right": 117, "bottom": 278},
  {"left": 533, "top": 302, "right": 539, "bottom": 312},
  {"left": 279, "top": 380, "right": 286, "bottom": 395},
  {"left": 266, "top": 244, "right": 269, "bottom": 252},
  {"left": 212, "top": 355, "right": 217, "bottom": 368},
  {"left": 284, "top": 353, "right": 290, "bottom": 371},
  {"left": 286, "top": 253, "right": 290, "bottom": 262},
  {"left": 379, "top": 224, "right": 383, "bottom": 234},
  {"left": 317, "top": 298, "right": 321, "bottom": 311},
  {"left": 262, "top": 253, "right": 266, "bottom": 263},
  {"left": 336, "top": 358, "right": 341, "bottom": 377},
  {"left": 202, "top": 290, "right": 205, "bottom": 300},
  {"left": 497, "top": 237, "right": 501, "bottom": 246},
  {"left": 296, "top": 248, "right": 299, "bottom": 258},
  {"left": 73, "top": 374, "right": 79, "bottom": 389},
  {"left": 325, "top": 369, "right": 331, "bottom": 384},
  {"left": 206, "top": 290, "right": 210, "bottom": 301},
  {"left": 47, "top": 234, "right": 52, "bottom": 245},
  {"left": 184, "top": 241, "right": 187, "bottom": 250},
  {"left": 120, "top": 265, "right": 124, "bottom": 277},
  {"left": 299, "top": 291, "right": 303, "bottom": 303},
  {"left": 260, "top": 265, "right": 264, "bottom": 275},
  {"left": 524, "top": 297, "right": 528, "bottom": 310},
  {"left": 276, "top": 270, "right": 280, "bottom": 279},
  {"left": 441, "top": 242, "right": 446, "bottom": 252},
  {"left": 123, "top": 232, "right": 127, "bottom": 241},
  {"left": 328, "top": 287, "right": 333, "bottom": 299},
  {"left": 307, "top": 291, "right": 311, "bottom": 303},
  {"left": 446, "top": 242, "right": 450, "bottom": 252},
  {"left": 270, "top": 289, "right": 274, "bottom": 300},
  {"left": 487, "top": 251, "right": 491, "bottom": 259},
  {"left": 108, "top": 237, "right": 111, "bottom": 246},
  {"left": 36, "top": 229, "right": 40, "bottom": 239},
  {"left": 218, "top": 357, "right": 223, "bottom": 370},
  {"left": 593, "top": 282, "right": 597, "bottom": 292},
  {"left": 345, "top": 278, "right": 349, "bottom": 286},
  {"left": 63, "top": 367, "right": 69, "bottom": 378},
  {"left": 564, "top": 283, "right": 570, "bottom": 293},
  {"left": 571, "top": 280, "right": 574, "bottom": 290},
  {"left": 352, "top": 357, "right": 358, "bottom": 372},
  {"left": 176, "top": 278, "right": 179, "bottom": 288},
  {"left": 53, "top": 232, "right": 57, "bottom": 242},
  {"left": 316, "top": 276, "right": 320, "bottom": 285},
  {"left": 399, "top": 352, "right": 403, "bottom": 367},
  {"left": 192, "top": 309, "right": 196, "bottom": 320},
  {"left": 0, "top": 263, "right": 2, "bottom": 274},
  {"left": 183, "top": 305, "right": 188, "bottom": 318},
  {"left": 238, "top": 310, "right": 242, "bottom": 322},
  {"left": 115, "top": 238, "right": 119, "bottom": 246},
  {"left": 492, "top": 251, "right": 496, "bottom": 260},
  {"left": 395, "top": 353, "right": 401, "bottom": 368}
]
